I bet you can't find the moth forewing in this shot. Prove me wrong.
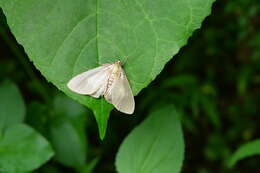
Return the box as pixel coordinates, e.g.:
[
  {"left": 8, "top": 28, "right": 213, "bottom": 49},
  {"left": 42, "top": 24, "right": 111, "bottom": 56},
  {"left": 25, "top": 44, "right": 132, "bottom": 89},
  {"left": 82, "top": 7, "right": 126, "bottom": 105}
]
[
  {"left": 105, "top": 70, "right": 135, "bottom": 114},
  {"left": 67, "top": 64, "right": 111, "bottom": 96}
]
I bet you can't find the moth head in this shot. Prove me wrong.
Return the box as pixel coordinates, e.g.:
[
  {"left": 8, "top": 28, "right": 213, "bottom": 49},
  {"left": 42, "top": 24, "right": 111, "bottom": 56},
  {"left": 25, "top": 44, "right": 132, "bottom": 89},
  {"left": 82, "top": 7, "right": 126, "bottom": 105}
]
[{"left": 115, "top": 60, "right": 122, "bottom": 66}]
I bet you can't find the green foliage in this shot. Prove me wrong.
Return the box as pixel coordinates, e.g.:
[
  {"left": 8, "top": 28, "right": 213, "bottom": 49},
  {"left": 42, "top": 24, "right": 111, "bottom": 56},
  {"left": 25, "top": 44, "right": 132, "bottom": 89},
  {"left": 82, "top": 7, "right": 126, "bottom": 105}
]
[
  {"left": 0, "top": 81, "right": 25, "bottom": 130},
  {"left": 116, "top": 106, "right": 184, "bottom": 173},
  {"left": 0, "top": 124, "right": 54, "bottom": 173},
  {"left": 228, "top": 139, "right": 260, "bottom": 168},
  {"left": 0, "top": 0, "right": 215, "bottom": 138},
  {"left": 50, "top": 94, "right": 88, "bottom": 168},
  {"left": 76, "top": 158, "right": 99, "bottom": 173},
  {"left": 0, "top": 0, "right": 260, "bottom": 173},
  {"left": 26, "top": 94, "right": 89, "bottom": 170},
  {"left": 0, "top": 82, "right": 53, "bottom": 173}
]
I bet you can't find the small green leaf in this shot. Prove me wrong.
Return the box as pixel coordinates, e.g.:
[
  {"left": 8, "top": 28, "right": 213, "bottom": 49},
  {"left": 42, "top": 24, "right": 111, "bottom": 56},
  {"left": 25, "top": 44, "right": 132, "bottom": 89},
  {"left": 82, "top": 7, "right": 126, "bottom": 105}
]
[
  {"left": 0, "top": 81, "right": 25, "bottom": 131},
  {"left": 50, "top": 122, "right": 87, "bottom": 168},
  {"left": 0, "top": 124, "right": 54, "bottom": 173},
  {"left": 27, "top": 94, "right": 88, "bottom": 168},
  {"left": 50, "top": 94, "right": 88, "bottom": 168},
  {"left": 228, "top": 139, "right": 260, "bottom": 168},
  {"left": 116, "top": 105, "right": 184, "bottom": 173},
  {"left": 0, "top": 0, "right": 215, "bottom": 137}
]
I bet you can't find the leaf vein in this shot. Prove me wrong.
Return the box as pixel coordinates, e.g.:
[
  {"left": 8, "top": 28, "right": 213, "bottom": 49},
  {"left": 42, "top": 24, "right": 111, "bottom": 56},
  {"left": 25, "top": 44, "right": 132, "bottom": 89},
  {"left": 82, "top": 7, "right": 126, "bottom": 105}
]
[
  {"left": 133, "top": 0, "right": 158, "bottom": 81},
  {"left": 72, "top": 36, "right": 97, "bottom": 76},
  {"left": 50, "top": 13, "right": 96, "bottom": 68}
]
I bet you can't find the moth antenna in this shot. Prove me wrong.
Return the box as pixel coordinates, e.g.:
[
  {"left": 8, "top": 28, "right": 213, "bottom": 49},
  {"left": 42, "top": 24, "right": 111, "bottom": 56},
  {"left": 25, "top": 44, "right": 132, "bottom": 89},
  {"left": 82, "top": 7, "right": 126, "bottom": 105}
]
[{"left": 121, "top": 56, "right": 129, "bottom": 65}]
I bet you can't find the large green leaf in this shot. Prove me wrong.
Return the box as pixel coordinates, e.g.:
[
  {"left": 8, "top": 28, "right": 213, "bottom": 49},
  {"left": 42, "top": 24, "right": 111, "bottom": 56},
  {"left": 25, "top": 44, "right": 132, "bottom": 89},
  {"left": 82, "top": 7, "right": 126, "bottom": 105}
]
[
  {"left": 0, "top": 81, "right": 25, "bottom": 131},
  {"left": 0, "top": 0, "right": 215, "bottom": 138},
  {"left": 0, "top": 124, "right": 54, "bottom": 173},
  {"left": 115, "top": 105, "right": 184, "bottom": 173},
  {"left": 228, "top": 139, "right": 260, "bottom": 168}
]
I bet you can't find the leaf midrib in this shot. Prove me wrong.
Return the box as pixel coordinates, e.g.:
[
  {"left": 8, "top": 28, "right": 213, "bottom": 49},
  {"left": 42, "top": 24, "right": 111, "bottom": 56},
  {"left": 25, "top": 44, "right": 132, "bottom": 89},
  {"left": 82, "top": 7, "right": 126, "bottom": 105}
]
[{"left": 96, "top": 0, "right": 100, "bottom": 63}]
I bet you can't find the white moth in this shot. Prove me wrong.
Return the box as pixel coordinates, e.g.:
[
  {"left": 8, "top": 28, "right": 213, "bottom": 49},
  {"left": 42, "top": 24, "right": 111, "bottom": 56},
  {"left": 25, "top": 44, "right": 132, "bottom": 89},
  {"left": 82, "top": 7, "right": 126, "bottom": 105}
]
[{"left": 67, "top": 61, "right": 135, "bottom": 114}]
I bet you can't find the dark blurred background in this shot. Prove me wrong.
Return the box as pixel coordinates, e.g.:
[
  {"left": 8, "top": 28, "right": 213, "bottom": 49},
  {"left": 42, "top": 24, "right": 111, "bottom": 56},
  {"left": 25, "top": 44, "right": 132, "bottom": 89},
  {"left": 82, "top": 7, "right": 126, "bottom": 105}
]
[{"left": 1, "top": 0, "right": 260, "bottom": 173}]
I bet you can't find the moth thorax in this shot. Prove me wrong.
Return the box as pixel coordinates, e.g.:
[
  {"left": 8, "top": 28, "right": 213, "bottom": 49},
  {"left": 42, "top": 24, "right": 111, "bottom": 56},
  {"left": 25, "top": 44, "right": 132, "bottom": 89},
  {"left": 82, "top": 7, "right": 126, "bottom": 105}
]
[
  {"left": 112, "top": 64, "right": 121, "bottom": 73},
  {"left": 107, "top": 73, "right": 116, "bottom": 87}
]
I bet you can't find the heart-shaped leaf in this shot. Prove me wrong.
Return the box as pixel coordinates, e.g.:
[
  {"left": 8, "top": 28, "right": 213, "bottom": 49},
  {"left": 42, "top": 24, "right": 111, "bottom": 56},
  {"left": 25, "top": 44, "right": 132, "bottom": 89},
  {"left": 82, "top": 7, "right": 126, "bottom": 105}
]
[
  {"left": 116, "top": 105, "right": 184, "bottom": 173},
  {"left": 0, "top": 0, "right": 215, "bottom": 138}
]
